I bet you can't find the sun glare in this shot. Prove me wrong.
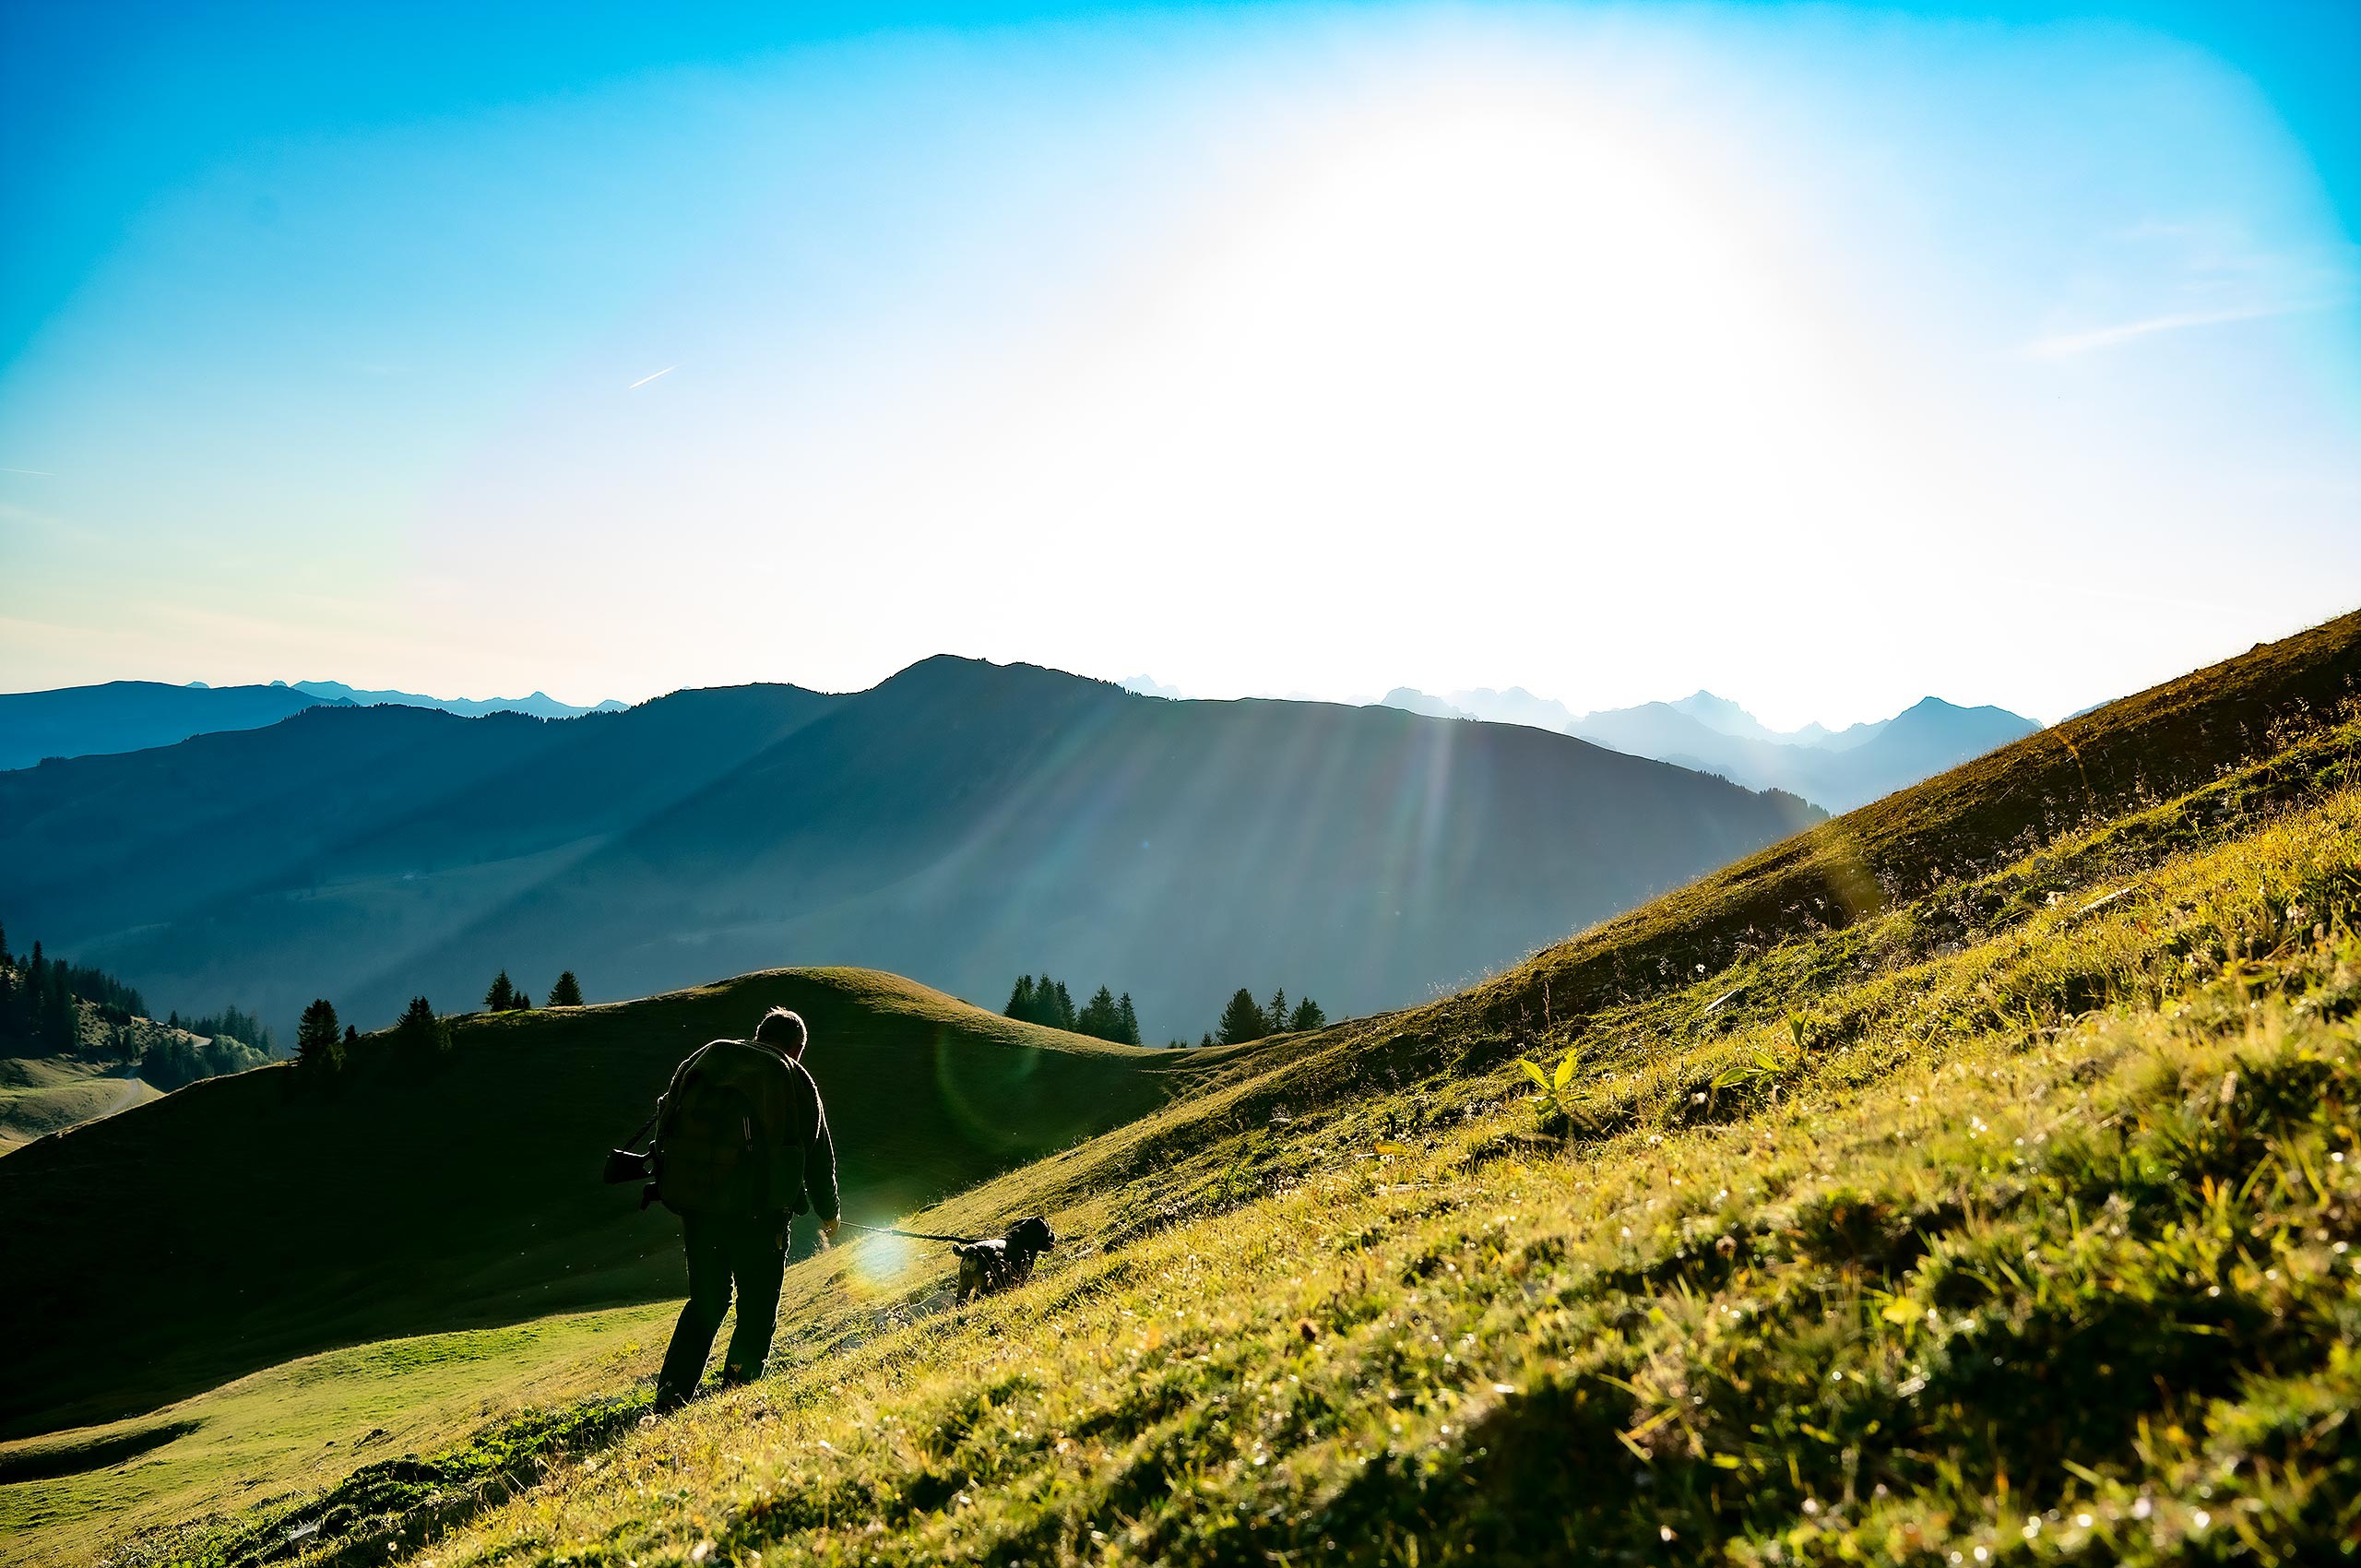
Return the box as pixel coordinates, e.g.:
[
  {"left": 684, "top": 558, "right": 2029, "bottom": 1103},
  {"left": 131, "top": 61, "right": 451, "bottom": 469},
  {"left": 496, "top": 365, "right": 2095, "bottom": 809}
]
[{"left": 891, "top": 77, "right": 1929, "bottom": 696}]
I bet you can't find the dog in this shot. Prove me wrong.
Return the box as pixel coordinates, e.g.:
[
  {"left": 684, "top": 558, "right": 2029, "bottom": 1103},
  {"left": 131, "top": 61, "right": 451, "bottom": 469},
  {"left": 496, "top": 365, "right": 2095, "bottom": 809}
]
[{"left": 955, "top": 1216, "right": 1056, "bottom": 1303}]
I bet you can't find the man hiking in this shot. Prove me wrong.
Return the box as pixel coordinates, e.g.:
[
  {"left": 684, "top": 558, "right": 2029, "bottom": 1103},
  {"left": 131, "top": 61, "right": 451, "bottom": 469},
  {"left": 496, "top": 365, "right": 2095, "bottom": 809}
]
[{"left": 649, "top": 1006, "right": 840, "bottom": 1412}]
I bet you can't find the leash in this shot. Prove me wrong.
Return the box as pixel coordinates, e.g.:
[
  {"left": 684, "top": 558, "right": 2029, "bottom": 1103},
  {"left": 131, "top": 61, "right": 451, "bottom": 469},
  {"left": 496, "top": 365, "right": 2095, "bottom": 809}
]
[{"left": 835, "top": 1219, "right": 984, "bottom": 1245}]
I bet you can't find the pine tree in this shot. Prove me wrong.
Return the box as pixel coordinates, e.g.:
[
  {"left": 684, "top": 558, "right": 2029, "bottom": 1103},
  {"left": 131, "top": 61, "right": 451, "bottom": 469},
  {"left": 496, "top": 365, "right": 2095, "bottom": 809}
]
[
  {"left": 1288, "top": 996, "right": 1327, "bottom": 1032},
  {"left": 485, "top": 971, "right": 517, "bottom": 1012},
  {"left": 1266, "top": 989, "right": 1288, "bottom": 1034},
  {"left": 395, "top": 996, "right": 452, "bottom": 1063},
  {"left": 1053, "top": 981, "right": 1076, "bottom": 1032},
  {"left": 1005, "top": 975, "right": 1037, "bottom": 1020},
  {"left": 1199, "top": 1032, "right": 1215, "bottom": 1050},
  {"left": 1117, "top": 992, "right": 1141, "bottom": 1046},
  {"left": 0, "top": 918, "right": 9, "bottom": 968},
  {"left": 1076, "top": 985, "right": 1125, "bottom": 1041},
  {"left": 344, "top": 1024, "right": 359, "bottom": 1044},
  {"left": 297, "top": 998, "right": 344, "bottom": 1073},
  {"left": 547, "top": 971, "right": 584, "bottom": 1008},
  {"left": 1218, "top": 988, "right": 1268, "bottom": 1046}
]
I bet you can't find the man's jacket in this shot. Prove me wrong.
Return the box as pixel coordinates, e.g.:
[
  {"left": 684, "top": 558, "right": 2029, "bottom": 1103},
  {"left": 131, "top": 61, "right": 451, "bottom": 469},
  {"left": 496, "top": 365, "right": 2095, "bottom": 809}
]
[{"left": 654, "top": 1039, "right": 839, "bottom": 1219}]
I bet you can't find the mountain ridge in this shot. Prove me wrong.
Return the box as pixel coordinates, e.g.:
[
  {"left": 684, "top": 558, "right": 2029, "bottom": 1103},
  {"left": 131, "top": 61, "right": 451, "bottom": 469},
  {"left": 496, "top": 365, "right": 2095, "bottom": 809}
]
[
  {"left": 0, "top": 678, "right": 631, "bottom": 767},
  {"left": 1377, "top": 683, "right": 2042, "bottom": 810},
  {"left": 0, "top": 658, "right": 1818, "bottom": 1047}
]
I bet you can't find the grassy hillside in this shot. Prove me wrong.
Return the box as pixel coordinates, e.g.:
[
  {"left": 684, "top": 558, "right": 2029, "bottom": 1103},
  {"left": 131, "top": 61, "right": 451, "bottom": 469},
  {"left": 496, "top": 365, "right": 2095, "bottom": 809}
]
[
  {"left": 21, "top": 610, "right": 2349, "bottom": 1568},
  {"left": 0, "top": 1057, "right": 158, "bottom": 1152},
  {"left": 0, "top": 1301, "right": 676, "bottom": 1566},
  {"left": 0, "top": 968, "right": 1212, "bottom": 1442},
  {"left": 1, "top": 658, "right": 1819, "bottom": 1047}
]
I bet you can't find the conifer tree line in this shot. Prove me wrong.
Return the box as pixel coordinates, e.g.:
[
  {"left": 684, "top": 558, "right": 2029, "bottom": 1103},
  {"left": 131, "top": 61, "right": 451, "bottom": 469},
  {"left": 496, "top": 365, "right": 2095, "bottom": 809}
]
[
  {"left": 166, "top": 1003, "right": 276, "bottom": 1054},
  {"left": 0, "top": 921, "right": 134, "bottom": 1055},
  {"left": 0, "top": 918, "right": 276, "bottom": 1087},
  {"left": 483, "top": 968, "right": 584, "bottom": 1011},
  {"left": 1208, "top": 986, "right": 1326, "bottom": 1047},
  {"left": 288, "top": 968, "right": 585, "bottom": 1083},
  {"left": 0, "top": 920, "right": 589, "bottom": 1089},
  {"left": 1003, "top": 974, "right": 1141, "bottom": 1045},
  {"left": 1003, "top": 968, "right": 1327, "bottom": 1048}
]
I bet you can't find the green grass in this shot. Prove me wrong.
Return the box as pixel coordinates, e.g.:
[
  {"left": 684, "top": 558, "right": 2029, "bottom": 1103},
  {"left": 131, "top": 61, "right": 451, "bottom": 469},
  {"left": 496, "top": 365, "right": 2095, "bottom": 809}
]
[
  {"left": 0, "top": 1056, "right": 158, "bottom": 1153},
  {"left": 368, "top": 752, "right": 2361, "bottom": 1568},
  {"left": 11, "top": 611, "right": 2360, "bottom": 1567},
  {"left": 0, "top": 967, "right": 1219, "bottom": 1442},
  {"left": 0, "top": 1302, "right": 673, "bottom": 1567}
]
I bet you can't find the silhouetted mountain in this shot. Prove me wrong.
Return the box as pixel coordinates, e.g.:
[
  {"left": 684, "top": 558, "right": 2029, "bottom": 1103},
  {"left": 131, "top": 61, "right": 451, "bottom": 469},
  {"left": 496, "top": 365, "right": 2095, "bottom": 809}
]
[
  {"left": 0, "top": 678, "right": 630, "bottom": 767},
  {"left": 0, "top": 659, "right": 1819, "bottom": 1045},
  {"left": 0, "top": 681, "right": 349, "bottom": 769},
  {"left": 1380, "top": 685, "right": 2042, "bottom": 812},
  {"left": 291, "top": 680, "right": 627, "bottom": 719}
]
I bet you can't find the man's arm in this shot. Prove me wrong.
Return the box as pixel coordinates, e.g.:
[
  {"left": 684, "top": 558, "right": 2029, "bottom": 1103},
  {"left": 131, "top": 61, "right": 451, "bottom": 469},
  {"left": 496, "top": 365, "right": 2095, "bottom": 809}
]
[
  {"left": 778, "top": 1057, "right": 836, "bottom": 1228},
  {"left": 797, "top": 1065, "right": 841, "bottom": 1234}
]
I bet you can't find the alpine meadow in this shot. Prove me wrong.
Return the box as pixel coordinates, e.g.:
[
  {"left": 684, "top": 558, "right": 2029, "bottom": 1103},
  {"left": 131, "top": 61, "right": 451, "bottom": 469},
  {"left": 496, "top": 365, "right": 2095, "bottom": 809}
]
[{"left": 5, "top": 4, "right": 2359, "bottom": 1567}]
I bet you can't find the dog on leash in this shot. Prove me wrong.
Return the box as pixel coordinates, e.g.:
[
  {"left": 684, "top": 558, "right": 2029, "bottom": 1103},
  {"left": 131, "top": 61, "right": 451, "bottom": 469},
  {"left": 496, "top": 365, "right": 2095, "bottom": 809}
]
[{"left": 955, "top": 1217, "right": 1056, "bottom": 1303}]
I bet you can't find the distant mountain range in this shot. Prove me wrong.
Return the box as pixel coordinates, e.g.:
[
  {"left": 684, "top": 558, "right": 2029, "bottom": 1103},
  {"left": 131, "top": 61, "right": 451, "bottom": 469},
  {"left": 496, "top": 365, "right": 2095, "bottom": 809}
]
[
  {"left": 287, "top": 680, "right": 627, "bottom": 720},
  {"left": 0, "top": 658, "right": 1820, "bottom": 1045},
  {"left": 1374, "top": 685, "right": 2042, "bottom": 812},
  {"left": 0, "top": 679, "right": 625, "bottom": 768}
]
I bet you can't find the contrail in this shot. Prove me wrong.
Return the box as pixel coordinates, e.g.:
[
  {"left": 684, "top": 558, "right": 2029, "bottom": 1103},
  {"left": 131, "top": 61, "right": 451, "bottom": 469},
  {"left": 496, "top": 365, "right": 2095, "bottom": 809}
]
[
  {"left": 0, "top": 466, "right": 53, "bottom": 475},
  {"left": 628, "top": 365, "right": 677, "bottom": 389}
]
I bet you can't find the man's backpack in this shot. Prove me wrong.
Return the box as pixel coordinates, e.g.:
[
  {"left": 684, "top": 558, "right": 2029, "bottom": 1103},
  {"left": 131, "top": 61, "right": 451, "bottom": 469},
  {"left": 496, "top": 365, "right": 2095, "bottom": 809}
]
[{"left": 651, "top": 1039, "right": 799, "bottom": 1217}]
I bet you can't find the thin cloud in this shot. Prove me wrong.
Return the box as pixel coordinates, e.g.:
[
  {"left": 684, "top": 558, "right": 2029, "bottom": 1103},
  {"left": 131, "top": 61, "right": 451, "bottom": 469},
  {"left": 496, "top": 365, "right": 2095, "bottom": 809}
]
[
  {"left": 628, "top": 365, "right": 678, "bottom": 389},
  {"left": 2019, "top": 300, "right": 2326, "bottom": 360},
  {"left": 0, "top": 466, "right": 54, "bottom": 475}
]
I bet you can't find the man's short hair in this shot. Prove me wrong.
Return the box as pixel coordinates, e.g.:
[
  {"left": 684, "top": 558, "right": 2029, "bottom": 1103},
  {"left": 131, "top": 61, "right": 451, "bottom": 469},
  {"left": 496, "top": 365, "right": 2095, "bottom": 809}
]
[{"left": 753, "top": 1007, "right": 808, "bottom": 1058}]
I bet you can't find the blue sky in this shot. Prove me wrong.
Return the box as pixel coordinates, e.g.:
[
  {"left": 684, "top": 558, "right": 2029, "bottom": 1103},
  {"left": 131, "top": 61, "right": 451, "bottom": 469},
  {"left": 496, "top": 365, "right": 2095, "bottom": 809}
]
[{"left": 2, "top": 0, "right": 2355, "bottom": 727}]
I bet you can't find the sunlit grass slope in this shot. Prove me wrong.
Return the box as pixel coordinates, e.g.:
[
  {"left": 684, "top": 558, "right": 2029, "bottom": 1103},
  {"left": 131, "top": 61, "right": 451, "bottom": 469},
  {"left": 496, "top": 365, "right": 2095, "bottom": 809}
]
[
  {"left": 0, "top": 1056, "right": 158, "bottom": 1153},
  {"left": 0, "top": 1301, "right": 674, "bottom": 1567},
  {"left": 0, "top": 967, "right": 1209, "bottom": 1443},
  {"left": 55, "top": 614, "right": 2358, "bottom": 1568}
]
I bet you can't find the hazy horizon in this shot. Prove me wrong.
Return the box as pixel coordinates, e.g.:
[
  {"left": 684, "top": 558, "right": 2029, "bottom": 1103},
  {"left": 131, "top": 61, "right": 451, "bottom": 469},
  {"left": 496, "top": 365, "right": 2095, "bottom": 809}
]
[{"left": 0, "top": 652, "right": 2065, "bottom": 732}]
